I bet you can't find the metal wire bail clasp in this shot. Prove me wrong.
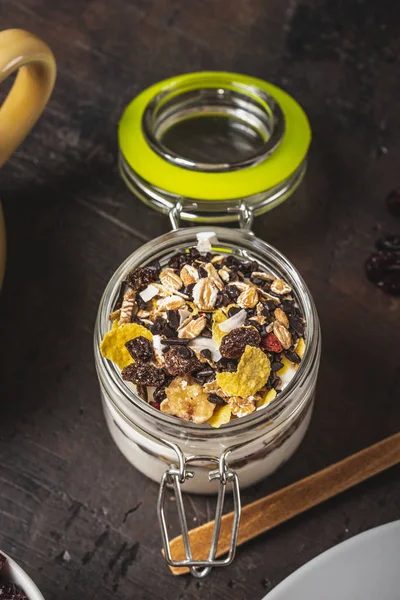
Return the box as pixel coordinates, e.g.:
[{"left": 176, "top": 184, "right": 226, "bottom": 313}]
[{"left": 157, "top": 449, "right": 241, "bottom": 578}]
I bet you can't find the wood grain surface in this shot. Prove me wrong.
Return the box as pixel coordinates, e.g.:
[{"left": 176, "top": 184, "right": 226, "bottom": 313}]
[{"left": 0, "top": 1, "right": 399, "bottom": 599}]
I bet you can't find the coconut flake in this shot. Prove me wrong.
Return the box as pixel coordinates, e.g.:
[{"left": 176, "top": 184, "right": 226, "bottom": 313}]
[
  {"left": 189, "top": 336, "right": 222, "bottom": 362},
  {"left": 178, "top": 308, "right": 191, "bottom": 326},
  {"left": 196, "top": 231, "right": 218, "bottom": 255},
  {"left": 139, "top": 284, "right": 159, "bottom": 302},
  {"left": 218, "top": 309, "right": 247, "bottom": 333},
  {"left": 152, "top": 334, "right": 164, "bottom": 362}
]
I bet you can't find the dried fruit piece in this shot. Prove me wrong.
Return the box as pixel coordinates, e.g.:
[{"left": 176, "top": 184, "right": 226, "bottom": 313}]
[
  {"left": 220, "top": 326, "right": 260, "bottom": 359},
  {"left": 192, "top": 277, "right": 219, "bottom": 310},
  {"left": 212, "top": 308, "right": 228, "bottom": 345},
  {"left": 365, "top": 251, "right": 400, "bottom": 295},
  {"left": 161, "top": 377, "right": 215, "bottom": 424},
  {"left": 100, "top": 323, "right": 152, "bottom": 369},
  {"left": 180, "top": 264, "right": 199, "bottom": 286},
  {"left": 122, "top": 362, "right": 165, "bottom": 386},
  {"left": 216, "top": 345, "right": 271, "bottom": 397},
  {"left": 208, "top": 393, "right": 226, "bottom": 405},
  {"left": 164, "top": 346, "right": 202, "bottom": 376},
  {"left": 261, "top": 332, "right": 283, "bottom": 353},
  {"left": 127, "top": 265, "right": 160, "bottom": 290},
  {"left": 375, "top": 235, "right": 400, "bottom": 252},
  {"left": 208, "top": 404, "right": 232, "bottom": 428},
  {"left": 159, "top": 268, "right": 183, "bottom": 293},
  {"left": 270, "top": 279, "right": 292, "bottom": 295},
  {"left": 228, "top": 396, "right": 256, "bottom": 417},
  {"left": 118, "top": 290, "right": 137, "bottom": 325},
  {"left": 273, "top": 321, "right": 292, "bottom": 350},
  {"left": 125, "top": 336, "right": 153, "bottom": 362},
  {"left": 257, "top": 388, "right": 277, "bottom": 408},
  {"left": 295, "top": 337, "right": 306, "bottom": 358},
  {"left": 178, "top": 315, "right": 207, "bottom": 339},
  {"left": 237, "top": 285, "right": 259, "bottom": 308}
]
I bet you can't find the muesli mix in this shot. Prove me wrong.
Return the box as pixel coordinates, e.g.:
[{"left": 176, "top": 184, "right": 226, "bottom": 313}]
[{"left": 100, "top": 234, "right": 306, "bottom": 428}]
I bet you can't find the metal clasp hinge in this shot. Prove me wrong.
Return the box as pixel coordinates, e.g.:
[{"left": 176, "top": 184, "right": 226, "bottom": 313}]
[{"left": 157, "top": 453, "right": 241, "bottom": 578}]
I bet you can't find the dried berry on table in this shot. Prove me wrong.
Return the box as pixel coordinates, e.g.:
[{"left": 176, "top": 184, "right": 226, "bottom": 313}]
[
  {"left": 386, "top": 189, "right": 400, "bottom": 217},
  {"left": 365, "top": 251, "right": 400, "bottom": 295},
  {"left": 220, "top": 326, "right": 260, "bottom": 359}
]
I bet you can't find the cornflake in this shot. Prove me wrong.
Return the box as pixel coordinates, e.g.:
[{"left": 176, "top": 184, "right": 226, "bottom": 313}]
[
  {"left": 216, "top": 345, "right": 271, "bottom": 397},
  {"left": 100, "top": 323, "right": 152, "bottom": 369},
  {"left": 208, "top": 404, "right": 232, "bottom": 428}
]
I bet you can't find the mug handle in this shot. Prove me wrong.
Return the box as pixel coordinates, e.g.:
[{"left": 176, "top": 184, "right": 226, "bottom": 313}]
[{"left": 0, "top": 29, "right": 56, "bottom": 167}]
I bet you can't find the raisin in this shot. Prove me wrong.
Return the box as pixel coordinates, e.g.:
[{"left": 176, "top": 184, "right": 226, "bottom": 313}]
[
  {"left": 127, "top": 265, "right": 160, "bottom": 290},
  {"left": 164, "top": 346, "right": 202, "bottom": 376},
  {"left": 220, "top": 327, "right": 260, "bottom": 359},
  {"left": 216, "top": 357, "right": 238, "bottom": 372},
  {"left": 215, "top": 290, "right": 231, "bottom": 307},
  {"left": 261, "top": 332, "right": 283, "bottom": 353},
  {"left": 365, "top": 251, "right": 400, "bottom": 295},
  {"left": 386, "top": 189, "right": 400, "bottom": 217},
  {"left": 125, "top": 336, "right": 153, "bottom": 361},
  {"left": 208, "top": 393, "right": 226, "bottom": 406},
  {"left": 375, "top": 235, "right": 400, "bottom": 252},
  {"left": 285, "top": 351, "right": 301, "bottom": 364},
  {"left": 151, "top": 316, "right": 175, "bottom": 337},
  {"left": 200, "top": 348, "right": 212, "bottom": 361},
  {"left": 122, "top": 363, "right": 165, "bottom": 386},
  {"left": 271, "top": 360, "right": 284, "bottom": 372},
  {"left": 226, "top": 285, "right": 240, "bottom": 300},
  {"left": 167, "top": 309, "right": 180, "bottom": 330},
  {"left": 228, "top": 306, "right": 242, "bottom": 317},
  {"left": 168, "top": 252, "right": 188, "bottom": 269}
]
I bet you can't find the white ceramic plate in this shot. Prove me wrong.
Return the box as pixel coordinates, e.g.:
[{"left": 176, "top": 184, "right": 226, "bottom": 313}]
[
  {"left": 1, "top": 551, "right": 44, "bottom": 600},
  {"left": 264, "top": 520, "right": 400, "bottom": 600}
]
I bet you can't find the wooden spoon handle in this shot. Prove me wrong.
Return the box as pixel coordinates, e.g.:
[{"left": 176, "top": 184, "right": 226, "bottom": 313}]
[{"left": 167, "top": 431, "right": 400, "bottom": 575}]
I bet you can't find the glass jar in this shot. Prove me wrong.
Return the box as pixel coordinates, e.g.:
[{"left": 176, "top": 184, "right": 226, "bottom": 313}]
[{"left": 95, "top": 72, "right": 319, "bottom": 576}]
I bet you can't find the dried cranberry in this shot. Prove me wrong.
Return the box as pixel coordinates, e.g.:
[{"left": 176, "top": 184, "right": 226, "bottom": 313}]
[
  {"left": 386, "top": 189, "right": 400, "bottom": 217},
  {"left": 208, "top": 393, "right": 226, "bottom": 406},
  {"left": 125, "top": 336, "right": 153, "bottom": 361},
  {"left": 164, "top": 346, "right": 202, "bottom": 376},
  {"left": 122, "top": 363, "right": 165, "bottom": 386},
  {"left": 220, "top": 327, "right": 260, "bottom": 359},
  {"left": 365, "top": 251, "right": 400, "bottom": 295},
  {"left": 261, "top": 333, "right": 283, "bottom": 353},
  {"left": 150, "top": 401, "right": 161, "bottom": 410},
  {"left": 375, "top": 235, "right": 400, "bottom": 252}
]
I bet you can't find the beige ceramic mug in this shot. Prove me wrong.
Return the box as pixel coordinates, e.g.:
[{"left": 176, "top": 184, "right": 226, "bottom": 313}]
[{"left": 0, "top": 29, "right": 56, "bottom": 286}]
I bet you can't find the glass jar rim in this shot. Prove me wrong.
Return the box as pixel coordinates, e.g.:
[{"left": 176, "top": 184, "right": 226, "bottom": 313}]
[
  {"left": 94, "top": 226, "right": 321, "bottom": 439},
  {"left": 118, "top": 71, "right": 311, "bottom": 202}
]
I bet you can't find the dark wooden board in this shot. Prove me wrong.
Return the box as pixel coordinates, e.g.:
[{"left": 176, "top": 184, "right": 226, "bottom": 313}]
[{"left": 0, "top": 1, "right": 399, "bottom": 599}]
